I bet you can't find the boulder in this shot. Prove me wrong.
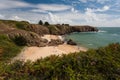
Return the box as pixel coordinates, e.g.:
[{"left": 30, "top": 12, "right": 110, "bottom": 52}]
[{"left": 67, "top": 39, "right": 77, "bottom": 45}]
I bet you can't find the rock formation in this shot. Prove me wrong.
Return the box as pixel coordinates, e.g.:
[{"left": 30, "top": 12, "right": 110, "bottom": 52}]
[
  {"left": 47, "top": 24, "right": 98, "bottom": 35},
  {"left": 7, "top": 29, "right": 48, "bottom": 47},
  {"left": 67, "top": 39, "right": 77, "bottom": 45},
  {"left": 23, "top": 24, "right": 50, "bottom": 36},
  {"left": 0, "top": 20, "right": 98, "bottom": 47}
]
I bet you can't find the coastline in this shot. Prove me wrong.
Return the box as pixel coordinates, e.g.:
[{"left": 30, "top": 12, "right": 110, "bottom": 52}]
[{"left": 14, "top": 35, "right": 87, "bottom": 62}]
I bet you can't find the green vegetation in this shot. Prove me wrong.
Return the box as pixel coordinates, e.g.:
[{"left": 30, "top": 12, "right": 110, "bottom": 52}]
[
  {"left": 15, "top": 21, "right": 30, "bottom": 30},
  {"left": 38, "top": 20, "right": 43, "bottom": 25},
  {"left": 48, "top": 25, "right": 60, "bottom": 34},
  {"left": 0, "top": 20, "right": 30, "bottom": 29},
  {"left": 0, "top": 43, "right": 120, "bottom": 80},
  {"left": 0, "top": 34, "right": 23, "bottom": 62},
  {"left": 12, "top": 36, "right": 27, "bottom": 46},
  {"left": 44, "top": 21, "right": 50, "bottom": 26}
]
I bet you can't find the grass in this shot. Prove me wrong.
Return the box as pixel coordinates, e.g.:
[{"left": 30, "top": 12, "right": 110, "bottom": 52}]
[
  {"left": 0, "top": 20, "right": 30, "bottom": 29},
  {"left": 0, "top": 34, "right": 23, "bottom": 62}
]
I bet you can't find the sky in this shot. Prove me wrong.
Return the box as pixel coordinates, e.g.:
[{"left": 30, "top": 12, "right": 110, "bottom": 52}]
[{"left": 0, "top": 0, "right": 120, "bottom": 27}]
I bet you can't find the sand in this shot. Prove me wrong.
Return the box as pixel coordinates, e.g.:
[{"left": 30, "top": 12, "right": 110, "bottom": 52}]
[
  {"left": 41, "top": 35, "right": 63, "bottom": 41},
  {"left": 14, "top": 35, "right": 87, "bottom": 62}
]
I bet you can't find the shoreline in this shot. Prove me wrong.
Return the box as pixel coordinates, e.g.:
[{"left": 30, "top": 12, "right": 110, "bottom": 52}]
[{"left": 14, "top": 35, "right": 87, "bottom": 62}]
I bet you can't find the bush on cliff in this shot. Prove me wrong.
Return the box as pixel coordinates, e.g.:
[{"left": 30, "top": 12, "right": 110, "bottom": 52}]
[{"left": 12, "top": 36, "right": 27, "bottom": 46}]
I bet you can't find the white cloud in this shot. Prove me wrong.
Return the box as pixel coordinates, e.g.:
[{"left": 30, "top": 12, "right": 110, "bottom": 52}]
[
  {"left": 86, "top": 6, "right": 110, "bottom": 13},
  {"left": 0, "top": 14, "right": 4, "bottom": 19},
  {"left": 84, "top": 6, "right": 110, "bottom": 22},
  {"left": 85, "top": 9, "right": 100, "bottom": 22},
  {"left": 96, "top": 0, "right": 109, "bottom": 4},
  {"left": 0, "top": 9, "right": 120, "bottom": 27},
  {"left": 78, "top": 0, "right": 110, "bottom": 3},
  {"left": 0, "top": 0, "right": 119, "bottom": 27},
  {"left": 9, "top": 16, "right": 29, "bottom": 21},
  {"left": 48, "top": 12, "right": 72, "bottom": 24},
  {"left": 31, "top": 9, "right": 48, "bottom": 13},
  {"left": 96, "top": 6, "right": 110, "bottom": 12},
  {"left": 79, "top": 0, "right": 87, "bottom": 3},
  {"left": 0, "top": 0, "right": 72, "bottom": 12},
  {"left": 36, "top": 4, "right": 72, "bottom": 11},
  {"left": 71, "top": 8, "right": 78, "bottom": 13},
  {"left": 0, "top": 0, "right": 30, "bottom": 10}
]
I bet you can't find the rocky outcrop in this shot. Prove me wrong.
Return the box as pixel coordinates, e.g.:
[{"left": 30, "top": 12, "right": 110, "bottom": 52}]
[
  {"left": 23, "top": 24, "right": 50, "bottom": 36},
  {"left": 48, "top": 24, "right": 98, "bottom": 35},
  {"left": 6, "top": 29, "right": 48, "bottom": 47},
  {"left": 0, "top": 20, "right": 98, "bottom": 35},
  {"left": 71, "top": 25, "right": 98, "bottom": 32},
  {"left": 48, "top": 39, "right": 64, "bottom": 46},
  {"left": 0, "top": 20, "right": 99, "bottom": 47},
  {"left": 67, "top": 39, "right": 77, "bottom": 45}
]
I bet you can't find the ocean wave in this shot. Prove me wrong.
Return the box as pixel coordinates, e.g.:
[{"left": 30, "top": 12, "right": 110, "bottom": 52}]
[
  {"left": 88, "top": 43, "right": 93, "bottom": 45},
  {"left": 98, "top": 30, "right": 107, "bottom": 33},
  {"left": 112, "top": 33, "right": 118, "bottom": 36}
]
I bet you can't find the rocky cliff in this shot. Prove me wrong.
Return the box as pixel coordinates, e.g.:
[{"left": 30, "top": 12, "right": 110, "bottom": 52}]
[
  {"left": 47, "top": 24, "right": 98, "bottom": 35},
  {"left": 0, "top": 20, "right": 98, "bottom": 47}
]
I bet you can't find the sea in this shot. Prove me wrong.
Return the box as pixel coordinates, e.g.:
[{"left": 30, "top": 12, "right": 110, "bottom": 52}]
[{"left": 65, "top": 27, "right": 120, "bottom": 49}]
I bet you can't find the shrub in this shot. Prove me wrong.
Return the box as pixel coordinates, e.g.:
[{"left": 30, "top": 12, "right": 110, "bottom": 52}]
[
  {"left": 13, "top": 36, "right": 27, "bottom": 46},
  {"left": 38, "top": 20, "right": 43, "bottom": 25},
  {"left": 0, "top": 43, "right": 120, "bottom": 80},
  {"left": 44, "top": 22, "right": 50, "bottom": 26}
]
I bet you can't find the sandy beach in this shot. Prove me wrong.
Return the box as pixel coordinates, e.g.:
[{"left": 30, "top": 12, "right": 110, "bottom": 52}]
[
  {"left": 41, "top": 34, "right": 64, "bottom": 41},
  {"left": 14, "top": 35, "right": 87, "bottom": 62}
]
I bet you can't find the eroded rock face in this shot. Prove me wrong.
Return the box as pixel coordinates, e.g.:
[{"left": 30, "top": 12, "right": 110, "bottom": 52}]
[{"left": 6, "top": 29, "right": 48, "bottom": 47}]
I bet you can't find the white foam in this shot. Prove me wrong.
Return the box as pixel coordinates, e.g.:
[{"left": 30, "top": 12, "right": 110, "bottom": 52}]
[
  {"left": 98, "top": 30, "right": 107, "bottom": 33},
  {"left": 112, "top": 33, "right": 118, "bottom": 36},
  {"left": 88, "top": 44, "right": 93, "bottom": 45}
]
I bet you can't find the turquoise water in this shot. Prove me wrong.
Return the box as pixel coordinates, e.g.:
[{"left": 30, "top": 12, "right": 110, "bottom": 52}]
[{"left": 66, "top": 27, "right": 120, "bottom": 49}]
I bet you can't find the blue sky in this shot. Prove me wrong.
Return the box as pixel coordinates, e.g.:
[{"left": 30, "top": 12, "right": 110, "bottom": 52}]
[{"left": 0, "top": 0, "right": 120, "bottom": 27}]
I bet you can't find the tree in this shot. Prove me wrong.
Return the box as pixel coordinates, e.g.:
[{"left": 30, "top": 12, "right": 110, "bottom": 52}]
[
  {"left": 38, "top": 20, "right": 43, "bottom": 25},
  {"left": 44, "top": 21, "right": 50, "bottom": 26}
]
